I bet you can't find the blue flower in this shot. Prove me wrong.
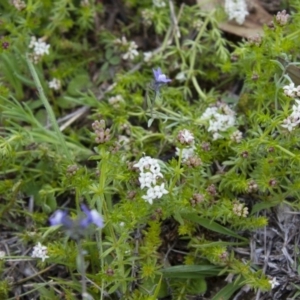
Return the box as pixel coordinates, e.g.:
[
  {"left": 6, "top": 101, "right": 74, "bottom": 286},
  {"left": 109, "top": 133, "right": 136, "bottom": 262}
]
[
  {"left": 49, "top": 205, "right": 104, "bottom": 230},
  {"left": 79, "top": 204, "right": 104, "bottom": 228},
  {"left": 49, "top": 210, "right": 73, "bottom": 227},
  {"left": 152, "top": 68, "right": 171, "bottom": 85}
]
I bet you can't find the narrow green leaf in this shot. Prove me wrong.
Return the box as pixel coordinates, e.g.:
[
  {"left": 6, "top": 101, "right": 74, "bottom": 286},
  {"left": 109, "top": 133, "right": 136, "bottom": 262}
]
[
  {"left": 211, "top": 278, "right": 244, "bottom": 300},
  {"left": 182, "top": 213, "right": 247, "bottom": 241},
  {"left": 162, "top": 265, "right": 221, "bottom": 278},
  {"left": 251, "top": 201, "right": 278, "bottom": 215}
]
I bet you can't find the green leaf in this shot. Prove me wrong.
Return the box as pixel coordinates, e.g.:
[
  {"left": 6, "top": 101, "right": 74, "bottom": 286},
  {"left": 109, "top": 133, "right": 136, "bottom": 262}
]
[
  {"left": 182, "top": 213, "right": 247, "bottom": 241},
  {"left": 140, "top": 276, "right": 169, "bottom": 297},
  {"left": 162, "top": 265, "right": 221, "bottom": 278},
  {"left": 211, "top": 278, "right": 244, "bottom": 300},
  {"left": 66, "top": 73, "right": 91, "bottom": 96},
  {"left": 251, "top": 201, "right": 278, "bottom": 215},
  {"left": 187, "top": 278, "right": 207, "bottom": 295},
  {"left": 105, "top": 49, "right": 113, "bottom": 60},
  {"left": 191, "top": 241, "right": 246, "bottom": 248},
  {"left": 109, "top": 56, "right": 121, "bottom": 65}
]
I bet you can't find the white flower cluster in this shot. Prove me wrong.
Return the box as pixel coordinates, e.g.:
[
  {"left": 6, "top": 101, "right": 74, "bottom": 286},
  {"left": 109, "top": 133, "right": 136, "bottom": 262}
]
[
  {"left": 233, "top": 202, "right": 248, "bottom": 217},
  {"left": 122, "top": 41, "right": 138, "bottom": 60},
  {"left": 224, "top": 0, "right": 249, "bottom": 25},
  {"left": 134, "top": 156, "right": 168, "bottom": 204},
  {"left": 141, "top": 9, "right": 154, "bottom": 26},
  {"left": 80, "top": 0, "right": 89, "bottom": 6},
  {"left": 108, "top": 95, "right": 124, "bottom": 108},
  {"left": 48, "top": 78, "right": 61, "bottom": 91},
  {"left": 29, "top": 36, "right": 50, "bottom": 63},
  {"left": 143, "top": 51, "right": 153, "bottom": 63},
  {"left": 200, "top": 103, "right": 236, "bottom": 140},
  {"left": 281, "top": 83, "right": 300, "bottom": 132},
  {"left": 10, "top": 0, "right": 26, "bottom": 10},
  {"left": 115, "top": 36, "right": 139, "bottom": 61},
  {"left": 177, "top": 129, "right": 194, "bottom": 144},
  {"left": 192, "top": 20, "right": 203, "bottom": 30},
  {"left": 31, "top": 242, "right": 49, "bottom": 262},
  {"left": 283, "top": 82, "right": 300, "bottom": 98},
  {"left": 175, "top": 129, "right": 196, "bottom": 162},
  {"left": 230, "top": 130, "right": 243, "bottom": 143},
  {"left": 153, "top": 0, "right": 166, "bottom": 8},
  {"left": 176, "top": 146, "right": 196, "bottom": 162}
]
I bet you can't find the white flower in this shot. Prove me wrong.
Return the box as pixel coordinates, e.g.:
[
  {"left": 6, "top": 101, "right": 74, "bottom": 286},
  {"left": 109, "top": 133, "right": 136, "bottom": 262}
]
[
  {"left": 212, "top": 132, "right": 222, "bottom": 140},
  {"left": 114, "top": 36, "right": 128, "bottom": 46},
  {"left": 142, "top": 189, "right": 155, "bottom": 204},
  {"left": 207, "top": 114, "right": 235, "bottom": 133},
  {"left": 135, "top": 156, "right": 168, "bottom": 204},
  {"left": 122, "top": 41, "right": 139, "bottom": 60},
  {"left": 80, "top": 0, "right": 89, "bottom": 7},
  {"left": 150, "top": 163, "right": 163, "bottom": 178},
  {"left": 269, "top": 277, "right": 280, "bottom": 289},
  {"left": 33, "top": 39, "right": 50, "bottom": 56},
  {"left": 176, "top": 146, "right": 195, "bottom": 162},
  {"left": 108, "top": 95, "right": 124, "bottom": 107},
  {"left": 222, "top": 103, "right": 235, "bottom": 116},
  {"left": 141, "top": 9, "right": 154, "bottom": 26},
  {"left": 118, "top": 135, "right": 130, "bottom": 150},
  {"left": 283, "top": 82, "right": 296, "bottom": 97},
  {"left": 142, "top": 183, "right": 168, "bottom": 204},
  {"left": 48, "top": 78, "right": 61, "bottom": 91},
  {"left": 134, "top": 156, "right": 158, "bottom": 172},
  {"left": 224, "top": 0, "right": 249, "bottom": 25},
  {"left": 31, "top": 242, "right": 49, "bottom": 262},
  {"left": 144, "top": 52, "right": 153, "bottom": 62},
  {"left": 200, "top": 107, "right": 218, "bottom": 121},
  {"left": 152, "top": 183, "right": 168, "bottom": 198},
  {"left": 29, "top": 36, "right": 50, "bottom": 63},
  {"left": 295, "top": 86, "right": 300, "bottom": 97},
  {"left": 281, "top": 116, "right": 300, "bottom": 132},
  {"left": 153, "top": 0, "right": 166, "bottom": 8},
  {"left": 291, "top": 99, "right": 300, "bottom": 118},
  {"left": 233, "top": 203, "right": 248, "bottom": 217},
  {"left": 175, "top": 72, "right": 186, "bottom": 82},
  {"left": 11, "top": 0, "right": 26, "bottom": 10},
  {"left": 230, "top": 130, "right": 243, "bottom": 143},
  {"left": 200, "top": 104, "right": 236, "bottom": 140},
  {"left": 139, "top": 172, "right": 157, "bottom": 189},
  {"left": 178, "top": 129, "right": 194, "bottom": 144},
  {"left": 208, "top": 119, "right": 221, "bottom": 132},
  {"left": 122, "top": 49, "right": 139, "bottom": 60}
]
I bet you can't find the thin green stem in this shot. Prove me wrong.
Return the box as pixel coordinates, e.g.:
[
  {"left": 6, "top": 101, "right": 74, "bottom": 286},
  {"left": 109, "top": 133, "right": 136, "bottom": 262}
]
[
  {"left": 192, "top": 76, "right": 207, "bottom": 100},
  {"left": 77, "top": 239, "right": 88, "bottom": 299},
  {"left": 95, "top": 152, "right": 126, "bottom": 294},
  {"left": 168, "top": 148, "right": 183, "bottom": 192},
  {"left": 274, "top": 144, "right": 296, "bottom": 158},
  {"left": 188, "top": 10, "right": 214, "bottom": 78},
  {"left": 26, "top": 55, "right": 72, "bottom": 161},
  {"left": 286, "top": 29, "right": 300, "bottom": 40}
]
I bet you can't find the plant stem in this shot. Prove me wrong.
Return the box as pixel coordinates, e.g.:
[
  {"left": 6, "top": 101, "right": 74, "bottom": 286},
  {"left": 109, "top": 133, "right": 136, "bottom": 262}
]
[
  {"left": 26, "top": 55, "right": 72, "bottom": 162},
  {"left": 77, "top": 239, "right": 88, "bottom": 298}
]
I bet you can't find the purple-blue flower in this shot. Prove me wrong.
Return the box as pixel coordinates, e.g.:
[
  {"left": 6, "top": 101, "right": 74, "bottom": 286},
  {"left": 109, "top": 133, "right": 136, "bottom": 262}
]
[
  {"left": 80, "top": 204, "right": 104, "bottom": 228},
  {"left": 49, "top": 205, "right": 104, "bottom": 230},
  {"left": 49, "top": 210, "right": 73, "bottom": 227},
  {"left": 152, "top": 68, "right": 171, "bottom": 85}
]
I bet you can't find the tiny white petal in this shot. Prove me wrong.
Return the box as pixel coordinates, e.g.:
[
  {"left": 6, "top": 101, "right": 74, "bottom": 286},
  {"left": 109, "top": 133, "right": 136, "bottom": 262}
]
[{"left": 31, "top": 242, "right": 49, "bottom": 262}]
